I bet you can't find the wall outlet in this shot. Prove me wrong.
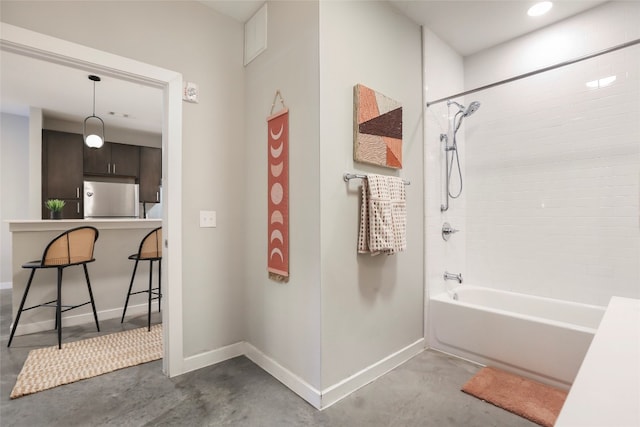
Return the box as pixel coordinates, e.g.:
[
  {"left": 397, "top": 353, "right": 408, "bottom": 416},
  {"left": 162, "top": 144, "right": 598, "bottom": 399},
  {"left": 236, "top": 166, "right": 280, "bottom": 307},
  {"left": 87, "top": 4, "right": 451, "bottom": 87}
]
[{"left": 199, "top": 210, "right": 216, "bottom": 228}]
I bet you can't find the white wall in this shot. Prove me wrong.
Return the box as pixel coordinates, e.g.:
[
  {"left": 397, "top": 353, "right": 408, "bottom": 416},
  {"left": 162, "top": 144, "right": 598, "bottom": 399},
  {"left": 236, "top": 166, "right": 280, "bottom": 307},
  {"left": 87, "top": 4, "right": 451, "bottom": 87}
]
[
  {"left": 462, "top": 1, "right": 640, "bottom": 305},
  {"left": 319, "top": 0, "right": 424, "bottom": 392},
  {"left": 27, "top": 108, "right": 43, "bottom": 219},
  {"left": 1, "top": 0, "right": 246, "bottom": 358},
  {"left": 0, "top": 113, "right": 29, "bottom": 286},
  {"left": 244, "top": 0, "right": 426, "bottom": 407},
  {"left": 243, "top": 1, "right": 322, "bottom": 393}
]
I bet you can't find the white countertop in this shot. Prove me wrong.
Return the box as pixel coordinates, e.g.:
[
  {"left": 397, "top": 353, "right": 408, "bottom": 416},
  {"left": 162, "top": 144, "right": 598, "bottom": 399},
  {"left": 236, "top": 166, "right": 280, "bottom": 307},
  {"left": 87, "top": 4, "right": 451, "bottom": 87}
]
[
  {"left": 8, "top": 218, "right": 161, "bottom": 232},
  {"left": 555, "top": 296, "right": 640, "bottom": 427}
]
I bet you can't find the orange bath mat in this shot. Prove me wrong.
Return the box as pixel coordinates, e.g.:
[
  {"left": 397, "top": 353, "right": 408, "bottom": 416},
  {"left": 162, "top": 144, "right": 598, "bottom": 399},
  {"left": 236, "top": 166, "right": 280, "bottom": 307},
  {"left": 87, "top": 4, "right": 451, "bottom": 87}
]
[{"left": 462, "top": 366, "right": 568, "bottom": 427}]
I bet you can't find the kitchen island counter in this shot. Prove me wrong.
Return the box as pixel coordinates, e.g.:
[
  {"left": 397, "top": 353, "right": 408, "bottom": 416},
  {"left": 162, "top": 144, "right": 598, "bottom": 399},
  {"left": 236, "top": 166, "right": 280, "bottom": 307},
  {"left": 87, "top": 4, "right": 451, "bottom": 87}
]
[
  {"left": 7, "top": 219, "right": 162, "bottom": 338},
  {"left": 9, "top": 218, "right": 161, "bottom": 232}
]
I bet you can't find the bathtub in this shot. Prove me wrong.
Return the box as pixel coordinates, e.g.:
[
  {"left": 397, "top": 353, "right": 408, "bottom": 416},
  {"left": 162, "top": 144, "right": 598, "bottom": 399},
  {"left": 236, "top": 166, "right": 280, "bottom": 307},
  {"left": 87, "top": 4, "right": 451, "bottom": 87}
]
[{"left": 430, "top": 285, "right": 606, "bottom": 389}]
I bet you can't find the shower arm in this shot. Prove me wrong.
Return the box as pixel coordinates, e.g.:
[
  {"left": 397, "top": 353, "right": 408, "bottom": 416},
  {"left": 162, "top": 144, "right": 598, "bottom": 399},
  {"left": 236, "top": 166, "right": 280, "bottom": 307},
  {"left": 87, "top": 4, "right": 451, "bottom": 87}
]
[{"left": 447, "top": 100, "right": 465, "bottom": 111}]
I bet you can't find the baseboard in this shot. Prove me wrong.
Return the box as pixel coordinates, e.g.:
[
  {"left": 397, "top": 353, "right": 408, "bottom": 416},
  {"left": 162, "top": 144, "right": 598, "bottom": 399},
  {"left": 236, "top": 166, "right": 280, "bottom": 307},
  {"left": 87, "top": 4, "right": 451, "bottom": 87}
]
[
  {"left": 0, "top": 282, "right": 12, "bottom": 290},
  {"left": 10, "top": 302, "right": 150, "bottom": 337},
  {"left": 244, "top": 342, "right": 322, "bottom": 409},
  {"left": 320, "top": 338, "right": 425, "bottom": 409},
  {"left": 182, "top": 341, "right": 245, "bottom": 374},
  {"left": 243, "top": 339, "right": 425, "bottom": 410}
]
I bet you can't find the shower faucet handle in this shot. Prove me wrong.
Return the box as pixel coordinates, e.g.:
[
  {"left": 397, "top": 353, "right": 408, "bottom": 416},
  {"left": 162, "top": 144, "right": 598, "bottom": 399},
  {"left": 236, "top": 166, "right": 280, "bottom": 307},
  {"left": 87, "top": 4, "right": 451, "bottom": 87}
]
[{"left": 442, "top": 222, "right": 459, "bottom": 241}]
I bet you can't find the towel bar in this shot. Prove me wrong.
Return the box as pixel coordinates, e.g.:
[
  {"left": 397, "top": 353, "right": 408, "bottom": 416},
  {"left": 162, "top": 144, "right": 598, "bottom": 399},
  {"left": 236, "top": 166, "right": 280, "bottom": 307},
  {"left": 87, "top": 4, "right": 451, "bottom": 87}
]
[{"left": 343, "top": 173, "right": 410, "bottom": 185}]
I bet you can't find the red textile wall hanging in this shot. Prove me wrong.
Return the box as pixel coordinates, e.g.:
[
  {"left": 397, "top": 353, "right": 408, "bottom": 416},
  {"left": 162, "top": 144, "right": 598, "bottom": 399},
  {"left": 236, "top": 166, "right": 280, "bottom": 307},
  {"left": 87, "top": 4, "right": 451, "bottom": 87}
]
[{"left": 267, "top": 92, "right": 289, "bottom": 281}]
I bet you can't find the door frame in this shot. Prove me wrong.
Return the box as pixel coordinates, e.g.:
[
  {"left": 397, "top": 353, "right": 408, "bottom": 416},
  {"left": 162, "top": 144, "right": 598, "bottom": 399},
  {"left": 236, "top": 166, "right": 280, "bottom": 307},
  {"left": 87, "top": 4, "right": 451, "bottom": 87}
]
[{"left": 1, "top": 23, "right": 185, "bottom": 376}]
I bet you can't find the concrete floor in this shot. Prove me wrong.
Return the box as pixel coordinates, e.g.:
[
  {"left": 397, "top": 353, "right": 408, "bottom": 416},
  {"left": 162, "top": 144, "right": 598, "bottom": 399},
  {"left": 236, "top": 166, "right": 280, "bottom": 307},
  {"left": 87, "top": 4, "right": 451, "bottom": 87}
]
[{"left": 1, "top": 288, "right": 535, "bottom": 426}]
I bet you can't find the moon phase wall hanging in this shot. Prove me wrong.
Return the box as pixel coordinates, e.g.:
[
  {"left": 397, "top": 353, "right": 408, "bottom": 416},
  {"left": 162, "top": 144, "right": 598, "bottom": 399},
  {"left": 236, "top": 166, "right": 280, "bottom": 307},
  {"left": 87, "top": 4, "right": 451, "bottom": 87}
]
[{"left": 267, "top": 91, "right": 289, "bottom": 282}]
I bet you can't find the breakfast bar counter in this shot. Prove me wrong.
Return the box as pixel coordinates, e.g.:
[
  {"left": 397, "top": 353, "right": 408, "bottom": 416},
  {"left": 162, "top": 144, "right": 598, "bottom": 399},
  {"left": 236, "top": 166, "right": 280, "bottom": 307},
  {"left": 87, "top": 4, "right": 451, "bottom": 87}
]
[{"left": 8, "top": 219, "right": 162, "bottom": 338}]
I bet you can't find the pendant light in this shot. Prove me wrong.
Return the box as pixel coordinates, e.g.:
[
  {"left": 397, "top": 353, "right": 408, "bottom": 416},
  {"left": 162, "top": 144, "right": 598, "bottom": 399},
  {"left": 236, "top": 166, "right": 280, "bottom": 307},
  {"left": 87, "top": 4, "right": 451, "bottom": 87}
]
[{"left": 83, "top": 75, "right": 105, "bottom": 149}]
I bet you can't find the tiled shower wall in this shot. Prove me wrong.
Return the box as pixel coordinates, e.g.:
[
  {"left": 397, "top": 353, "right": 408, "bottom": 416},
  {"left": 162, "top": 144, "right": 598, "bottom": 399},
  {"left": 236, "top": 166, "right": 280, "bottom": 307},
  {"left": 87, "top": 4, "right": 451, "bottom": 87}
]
[{"left": 464, "top": 44, "right": 640, "bottom": 306}]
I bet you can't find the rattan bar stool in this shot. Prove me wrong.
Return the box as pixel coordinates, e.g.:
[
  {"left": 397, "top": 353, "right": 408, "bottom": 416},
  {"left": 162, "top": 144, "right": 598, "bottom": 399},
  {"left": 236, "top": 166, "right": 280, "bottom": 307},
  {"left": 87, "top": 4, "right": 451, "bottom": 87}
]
[
  {"left": 121, "top": 227, "right": 162, "bottom": 331},
  {"left": 8, "top": 226, "right": 100, "bottom": 349}
]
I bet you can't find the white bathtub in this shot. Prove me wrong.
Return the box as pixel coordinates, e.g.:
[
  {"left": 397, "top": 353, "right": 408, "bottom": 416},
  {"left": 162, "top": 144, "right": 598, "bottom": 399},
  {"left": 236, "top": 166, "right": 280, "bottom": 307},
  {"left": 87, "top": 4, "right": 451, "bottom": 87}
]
[{"left": 430, "top": 285, "right": 606, "bottom": 389}]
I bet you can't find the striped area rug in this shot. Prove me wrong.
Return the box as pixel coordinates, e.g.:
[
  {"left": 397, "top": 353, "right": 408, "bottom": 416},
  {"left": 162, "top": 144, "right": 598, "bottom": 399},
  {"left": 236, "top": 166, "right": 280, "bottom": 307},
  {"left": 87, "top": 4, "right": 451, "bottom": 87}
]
[{"left": 11, "top": 324, "right": 162, "bottom": 399}]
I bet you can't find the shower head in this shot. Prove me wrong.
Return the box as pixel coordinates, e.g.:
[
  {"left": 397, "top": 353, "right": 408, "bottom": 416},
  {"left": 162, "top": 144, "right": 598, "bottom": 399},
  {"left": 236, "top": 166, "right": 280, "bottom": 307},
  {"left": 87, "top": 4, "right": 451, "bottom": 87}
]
[
  {"left": 447, "top": 100, "right": 481, "bottom": 117},
  {"left": 464, "top": 101, "right": 481, "bottom": 117},
  {"left": 450, "top": 100, "right": 481, "bottom": 134}
]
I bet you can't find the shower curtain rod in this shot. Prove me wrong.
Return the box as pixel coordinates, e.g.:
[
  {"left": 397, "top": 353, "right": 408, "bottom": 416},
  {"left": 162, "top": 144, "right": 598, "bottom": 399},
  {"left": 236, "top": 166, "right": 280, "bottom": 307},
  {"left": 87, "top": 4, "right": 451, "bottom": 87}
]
[{"left": 426, "top": 38, "right": 640, "bottom": 107}]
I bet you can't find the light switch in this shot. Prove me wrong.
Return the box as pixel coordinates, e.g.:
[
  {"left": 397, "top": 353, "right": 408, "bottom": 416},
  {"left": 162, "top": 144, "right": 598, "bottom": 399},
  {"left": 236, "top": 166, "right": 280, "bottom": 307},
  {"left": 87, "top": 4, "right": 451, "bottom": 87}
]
[{"left": 200, "top": 210, "right": 216, "bottom": 228}]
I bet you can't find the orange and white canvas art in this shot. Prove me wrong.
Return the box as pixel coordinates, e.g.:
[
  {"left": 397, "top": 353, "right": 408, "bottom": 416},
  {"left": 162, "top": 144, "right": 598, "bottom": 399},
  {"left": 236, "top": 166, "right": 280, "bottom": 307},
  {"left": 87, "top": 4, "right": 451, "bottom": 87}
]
[{"left": 353, "top": 84, "right": 403, "bottom": 169}]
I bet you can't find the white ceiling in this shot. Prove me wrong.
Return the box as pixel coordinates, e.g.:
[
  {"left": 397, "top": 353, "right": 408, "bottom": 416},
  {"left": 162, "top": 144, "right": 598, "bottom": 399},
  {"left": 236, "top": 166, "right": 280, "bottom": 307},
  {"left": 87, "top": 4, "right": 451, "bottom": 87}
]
[
  {"left": 0, "top": 1, "right": 609, "bottom": 134},
  {"left": 198, "top": 0, "right": 265, "bottom": 22},
  {"left": 202, "top": 0, "right": 609, "bottom": 56},
  {"left": 390, "top": 0, "right": 609, "bottom": 56},
  {"left": 0, "top": 49, "right": 163, "bottom": 134}
]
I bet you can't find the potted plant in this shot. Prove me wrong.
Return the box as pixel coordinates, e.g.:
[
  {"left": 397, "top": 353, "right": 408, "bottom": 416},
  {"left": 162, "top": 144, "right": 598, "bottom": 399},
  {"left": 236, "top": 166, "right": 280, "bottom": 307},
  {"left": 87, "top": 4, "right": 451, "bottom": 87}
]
[{"left": 45, "top": 199, "right": 66, "bottom": 220}]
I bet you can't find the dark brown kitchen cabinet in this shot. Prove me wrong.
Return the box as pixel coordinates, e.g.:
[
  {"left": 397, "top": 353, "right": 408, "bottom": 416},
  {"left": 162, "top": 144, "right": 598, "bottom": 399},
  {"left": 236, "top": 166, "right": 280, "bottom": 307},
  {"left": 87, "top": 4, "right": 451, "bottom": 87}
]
[
  {"left": 84, "top": 142, "right": 139, "bottom": 177},
  {"left": 139, "top": 147, "right": 162, "bottom": 203},
  {"left": 111, "top": 143, "right": 139, "bottom": 176},
  {"left": 57, "top": 199, "right": 83, "bottom": 219},
  {"left": 42, "top": 130, "right": 84, "bottom": 219}
]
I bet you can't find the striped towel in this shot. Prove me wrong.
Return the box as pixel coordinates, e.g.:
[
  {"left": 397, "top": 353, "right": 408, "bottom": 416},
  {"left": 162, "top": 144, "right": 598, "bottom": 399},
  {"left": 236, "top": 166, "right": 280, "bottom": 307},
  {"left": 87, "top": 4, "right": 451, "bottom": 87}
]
[{"left": 358, "top": 174, "right": 407, "bottom": 255}]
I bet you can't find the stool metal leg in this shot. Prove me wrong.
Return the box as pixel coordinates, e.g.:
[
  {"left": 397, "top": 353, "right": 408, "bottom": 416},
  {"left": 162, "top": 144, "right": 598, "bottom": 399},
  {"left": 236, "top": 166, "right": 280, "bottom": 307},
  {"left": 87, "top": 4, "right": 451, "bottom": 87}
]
[
  {"left": 57, "top": 267, "right": 63, "bottom": 349},
  {"left": 7, "top": 269, "right": 36, "bottom": 347},
  {"left": 158, "top": 259, "right": 162, "bottom": 313},
  {"left": 147, "top": 260, "right": 153, "bottom": 331},
  {"left": 83, "top": 264, "right": 100, "bottom": 332},
  {"left": 121, "top": 259, "right": 139, "bottom": 323}
]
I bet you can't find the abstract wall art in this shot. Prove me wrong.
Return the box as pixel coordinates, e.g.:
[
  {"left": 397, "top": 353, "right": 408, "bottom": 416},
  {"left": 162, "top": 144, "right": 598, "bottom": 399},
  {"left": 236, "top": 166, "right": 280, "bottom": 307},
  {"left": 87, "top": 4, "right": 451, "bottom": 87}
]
[
  {"left": 353, "top": 84, "right": 403, "bottom": 169},
  {"left": 267, "top": 95, "right": 289, "bottom": 282}
]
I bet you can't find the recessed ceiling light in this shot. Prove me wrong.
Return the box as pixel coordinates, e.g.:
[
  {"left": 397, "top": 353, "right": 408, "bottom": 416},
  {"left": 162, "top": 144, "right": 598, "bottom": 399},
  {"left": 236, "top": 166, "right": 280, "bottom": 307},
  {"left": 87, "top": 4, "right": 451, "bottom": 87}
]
[{"left": 528, "top": 1, "right": 553, "bottom": 17}]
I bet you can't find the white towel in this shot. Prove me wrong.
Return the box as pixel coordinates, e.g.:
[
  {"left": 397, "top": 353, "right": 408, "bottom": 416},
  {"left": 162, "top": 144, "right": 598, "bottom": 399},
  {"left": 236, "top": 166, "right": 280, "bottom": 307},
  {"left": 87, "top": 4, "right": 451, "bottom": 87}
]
[{"left": 358, "top": 174, "right": 407, "bottom": 255}]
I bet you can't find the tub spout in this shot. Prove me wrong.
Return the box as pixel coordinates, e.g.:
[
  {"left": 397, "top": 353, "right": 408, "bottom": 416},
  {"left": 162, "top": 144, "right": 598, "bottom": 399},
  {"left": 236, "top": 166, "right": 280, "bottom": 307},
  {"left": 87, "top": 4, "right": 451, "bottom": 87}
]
[{"left": 444, "top": 271, "right": 463, "bottom": 284}]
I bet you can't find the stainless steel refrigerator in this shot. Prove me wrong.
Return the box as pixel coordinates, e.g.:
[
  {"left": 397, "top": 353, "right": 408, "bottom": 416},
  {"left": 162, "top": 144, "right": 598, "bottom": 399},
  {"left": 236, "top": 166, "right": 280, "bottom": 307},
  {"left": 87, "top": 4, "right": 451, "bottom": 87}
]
[{"left": 84, "top": 181, "right": 139, "bottom": 218}]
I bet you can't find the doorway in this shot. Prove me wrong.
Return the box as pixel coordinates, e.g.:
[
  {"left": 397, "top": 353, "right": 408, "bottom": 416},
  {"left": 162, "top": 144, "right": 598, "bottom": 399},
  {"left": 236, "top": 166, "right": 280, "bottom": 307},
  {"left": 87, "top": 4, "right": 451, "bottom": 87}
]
[{"left": 0, "top": 23, "right": 184, "bottom": 376}]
